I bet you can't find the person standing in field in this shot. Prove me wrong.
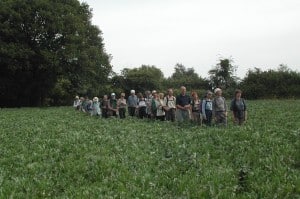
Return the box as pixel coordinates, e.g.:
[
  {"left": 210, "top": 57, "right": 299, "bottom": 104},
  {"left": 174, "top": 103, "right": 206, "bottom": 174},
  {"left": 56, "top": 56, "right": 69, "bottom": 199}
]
[
  {"left": 73, "top": 96, "right": 81, "bottom": 110},
  {"left": 91, "top": 97, "right": 101, "bottom": 116},
  {"left": 151, "top": 90, "right": 158, "bottom": 119},
  {"left": 145, "top": 90, "right": 153, "bottom": 119},
  {"left": 108, "top": 93, "right": 118, "bottom": 117},
  {"left": 137, "top": 92, "right": 147, "bottom": 119},
  {"left": 176, "top": 86, "right": 191, "bottom": 122},
  {"left": 128, "top": 90, "right": 138, "bottom": 117},
  {"left": 117, "top": 93, "right": 127, "bottom": 119},
  {"left": 163, "top": 88, "right": 176, "bottom": 122},
  {"left": 101, "top": 95, "right": 109, "bottom": 118},
  {"left": 230, "top": 89, "right": 247, "bottom": 125},
  {"left": 190, "top": 91, "right": 201, "bottom": 125},
  {"left": 213, "top": 88, "right": 227, "bottom": 126},
  {"left": 202, "top": 91, "right": 213, "bottom": 126},
  {"left": 155, "top": 92, "right": 166, "bottom": 121}
]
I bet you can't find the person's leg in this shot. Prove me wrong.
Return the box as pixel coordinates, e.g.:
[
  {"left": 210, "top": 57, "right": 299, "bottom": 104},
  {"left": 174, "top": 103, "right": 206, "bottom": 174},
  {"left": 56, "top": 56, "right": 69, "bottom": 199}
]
[{"left": 171, "top": 109, "right": 176, "bottom": 122}]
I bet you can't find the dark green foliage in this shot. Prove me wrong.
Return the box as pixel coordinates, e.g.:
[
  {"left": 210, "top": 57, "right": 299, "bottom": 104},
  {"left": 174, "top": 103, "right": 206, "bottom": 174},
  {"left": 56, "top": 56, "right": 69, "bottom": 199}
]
[
  {"left": 165, "top": 63, "right": 209, "bottom": 91},
  {"left": 112, "top": 65, "right": 165, "bottom": 95},
  {"left": 209, "top": 58, "right": 238, "bottom": 90},
  {"left": 240, "top": 66, "right": 300, "bottom": 99},
  {"left": 0, "top": 0, "right": 111, "bottom": 107},
  {"left": 0, "top": 100, "right": 299, "bottom": 198}
]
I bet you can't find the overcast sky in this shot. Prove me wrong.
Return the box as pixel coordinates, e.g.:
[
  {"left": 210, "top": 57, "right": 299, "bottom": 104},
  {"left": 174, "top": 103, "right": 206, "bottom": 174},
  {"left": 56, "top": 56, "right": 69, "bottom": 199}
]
[{"left": 80, "top": 0, "right": 300, "bottom": 78}]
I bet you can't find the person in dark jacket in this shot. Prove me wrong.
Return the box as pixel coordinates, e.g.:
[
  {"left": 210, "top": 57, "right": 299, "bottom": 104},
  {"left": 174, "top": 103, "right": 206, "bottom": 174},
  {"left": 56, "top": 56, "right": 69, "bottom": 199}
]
[{"left": 230, "top": 89, "right": 247, "bottom": 125}]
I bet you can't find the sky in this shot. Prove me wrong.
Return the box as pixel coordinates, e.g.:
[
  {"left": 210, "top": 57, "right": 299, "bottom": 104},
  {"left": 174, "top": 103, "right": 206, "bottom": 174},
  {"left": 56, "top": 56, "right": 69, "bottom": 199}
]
[{"left": 80, "top": 0, "right": 300, "bottom": 78}]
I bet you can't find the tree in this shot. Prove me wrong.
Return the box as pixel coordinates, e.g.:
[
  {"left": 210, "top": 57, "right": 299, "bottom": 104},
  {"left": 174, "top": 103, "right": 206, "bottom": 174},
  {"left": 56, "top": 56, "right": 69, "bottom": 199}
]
[
  {"left": 0, "top": 0, "right": 111, "bottom": 107},
  {"left": 166, "top": 63, "right": 209, "bottom": 91},
  {"left": 113, "top": 65, "right": 165, "bottom": 95},
  {"left": 208, "top": 58, "right": 237, "bottom": 90}
]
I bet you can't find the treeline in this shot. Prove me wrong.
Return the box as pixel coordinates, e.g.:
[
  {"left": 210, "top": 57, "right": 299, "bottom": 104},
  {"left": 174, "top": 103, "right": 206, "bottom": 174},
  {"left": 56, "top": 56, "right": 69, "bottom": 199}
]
[
  {"left": 240, "top": 66, "right": 300, "bottom": 99},
  {"left": 110, "top": 62, "right": 300, "bottom": 100},
  {"left": 0, "top": 1, "right": 299, "bottom": 107}
]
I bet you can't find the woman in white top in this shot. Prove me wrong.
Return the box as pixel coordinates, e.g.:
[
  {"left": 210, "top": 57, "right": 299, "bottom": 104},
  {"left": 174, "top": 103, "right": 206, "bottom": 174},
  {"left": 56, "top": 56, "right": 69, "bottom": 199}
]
[{"left": 155, "top": 92, "right": 165, "bottom": 121}]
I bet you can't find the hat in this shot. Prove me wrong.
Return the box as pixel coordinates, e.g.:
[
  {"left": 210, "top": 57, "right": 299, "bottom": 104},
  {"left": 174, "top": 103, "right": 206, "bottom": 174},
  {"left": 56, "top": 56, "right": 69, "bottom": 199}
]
[
  {"left": 152, "top": 90, "right": 157, "bottom": 94},
  {"left": 75, "top": 96, "right": 79, "bottom": 99},
  {"left": 93, "top": 97, "right": 99, "bottom": 102},
  {"left": 130, "top": 90, "right": 135, "bottom": 94},
  {"left": 214, "top": 88, "right": 222, "bottom": 94},
  {"left": 111, "top": 93, "right": 116, "bottom": 96}
]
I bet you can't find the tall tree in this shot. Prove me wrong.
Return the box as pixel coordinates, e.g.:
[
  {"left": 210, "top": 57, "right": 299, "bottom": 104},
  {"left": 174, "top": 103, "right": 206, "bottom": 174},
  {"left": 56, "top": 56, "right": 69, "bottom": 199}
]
[
  {"left": 0, "top": 0, "right": 111, "bottom": 107},
  {"left": 208, "top": 58, "right": 237, "bottom": 90},
  {"left": 166, "top": 63, "right": 209, "bottom": 91},
  {"left": 114, "top": 65, "right": 165, "bottom": 94}
]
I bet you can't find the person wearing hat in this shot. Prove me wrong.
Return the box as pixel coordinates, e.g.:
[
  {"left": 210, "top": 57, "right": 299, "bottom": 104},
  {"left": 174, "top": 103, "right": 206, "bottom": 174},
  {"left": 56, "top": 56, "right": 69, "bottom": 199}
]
[
  {"left": 73, "top": 96, "right": 81, "bottom": 110},
  {"left": 202, "top": 91, "right": 213, "bottom": 126},
  {"left": 108, "top": 93, "right": 118, "bottom": 117},
  {"left": 91, "top": 97, "right": 101, "bottom": 116},
  {"left": 212, "top": 88, "right": 227, "bottom": 126},
  {"left": 127, "top": 90, "right": 138, "bottom": 117}
]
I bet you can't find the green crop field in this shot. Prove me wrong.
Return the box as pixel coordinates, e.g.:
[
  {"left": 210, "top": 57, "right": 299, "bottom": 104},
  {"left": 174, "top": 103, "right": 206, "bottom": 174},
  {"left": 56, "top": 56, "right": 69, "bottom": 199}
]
[{"left": 0, "top": 100, "right": 299, "bottom": 198}]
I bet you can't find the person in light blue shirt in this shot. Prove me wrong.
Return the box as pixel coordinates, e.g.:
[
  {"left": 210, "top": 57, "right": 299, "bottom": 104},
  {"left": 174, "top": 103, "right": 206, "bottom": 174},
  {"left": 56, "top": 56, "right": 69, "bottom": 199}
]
[{"left": 202, "top": 91, "right": 213, "bottom": 126}]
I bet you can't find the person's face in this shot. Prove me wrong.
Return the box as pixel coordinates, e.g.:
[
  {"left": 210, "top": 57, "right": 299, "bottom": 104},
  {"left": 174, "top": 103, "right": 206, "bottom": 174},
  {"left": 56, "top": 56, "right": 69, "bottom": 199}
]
[
  {"left": 236, "top": 92, "right": 242, "bottom": 98},
  {"left": 168, "top": 90, "right": 173, "bottom": 96},
  {"left": 207, "top": 93, "right": 212, "bottom": 99},
  {"left": 181, "top": 87, "right": 186, "bottom": 95},
  {"left": 216, "top": 90, "right": 222, "bottom": 96}
]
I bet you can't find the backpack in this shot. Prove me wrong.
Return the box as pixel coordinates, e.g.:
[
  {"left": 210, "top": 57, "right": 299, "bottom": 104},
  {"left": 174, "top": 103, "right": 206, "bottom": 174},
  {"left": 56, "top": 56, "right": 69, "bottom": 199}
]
[{"left": 191, "top": 99, "right": 200, "bottom": 112}]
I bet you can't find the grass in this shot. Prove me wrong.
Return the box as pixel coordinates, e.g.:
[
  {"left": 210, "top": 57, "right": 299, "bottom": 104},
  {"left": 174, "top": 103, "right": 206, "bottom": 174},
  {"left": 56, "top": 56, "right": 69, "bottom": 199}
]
[{"left": 0, "top": 100, "right": 299, "bottom": 198}]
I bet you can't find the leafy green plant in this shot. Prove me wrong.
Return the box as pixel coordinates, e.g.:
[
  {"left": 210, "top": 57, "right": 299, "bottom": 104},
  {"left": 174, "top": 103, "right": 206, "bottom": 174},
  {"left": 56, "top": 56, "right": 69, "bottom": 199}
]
[{"left": 0, "top": 100, "right": 299, "bottom": 198}]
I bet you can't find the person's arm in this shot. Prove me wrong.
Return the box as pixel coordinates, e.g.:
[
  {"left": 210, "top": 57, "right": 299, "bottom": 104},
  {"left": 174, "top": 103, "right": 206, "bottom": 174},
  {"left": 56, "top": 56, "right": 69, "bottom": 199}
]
[
  {"left": 202, "top": 99, "right": 206, "bottom": 120},
  {"left": 224, "top": 97, "right": 228, "bottom": 117},
  {"left": 108, "top": 101, "right": 117, "bottom": 112},
  {"left": 243, "top": 99, "right": 247, "bottom": 121},
  {"left": 230, "top": 99, "right": 235, "bottom": 121},
  {"left": 117, "top": 99, "right": 121, "bottom": 108},
  {"left": 108, "top": 101, "right": 112, "bottom": 110},
  {"left": 212, "top": 98, "right": 216, "bottom": 119}
]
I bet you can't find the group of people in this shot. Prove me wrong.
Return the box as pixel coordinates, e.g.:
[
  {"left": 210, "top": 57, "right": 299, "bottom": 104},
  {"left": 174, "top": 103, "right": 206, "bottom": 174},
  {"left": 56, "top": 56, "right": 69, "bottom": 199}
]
[{"left": 73, "top": 86, "right": 247, "bottom": 126}]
